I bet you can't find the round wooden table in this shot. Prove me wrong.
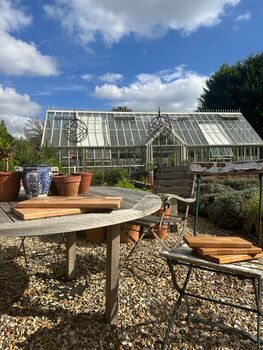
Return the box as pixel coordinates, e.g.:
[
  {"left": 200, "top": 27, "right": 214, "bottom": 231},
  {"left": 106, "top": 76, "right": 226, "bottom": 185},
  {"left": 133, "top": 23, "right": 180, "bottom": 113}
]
[{"left": 0, "top": 186, "right": 161, "bottom": 324}]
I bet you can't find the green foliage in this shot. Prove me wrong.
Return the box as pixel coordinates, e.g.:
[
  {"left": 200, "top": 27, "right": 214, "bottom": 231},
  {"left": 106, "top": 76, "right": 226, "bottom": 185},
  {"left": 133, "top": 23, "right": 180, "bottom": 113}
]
[
  {"left": 0, "top": 121, "right": 13, "bottom": 148},
  {"left": 0, "top": 120, "right": 15, "bottom": 171},
  {"left": 198, "top": 193, "right": 221, "bottom": 217},
  {"left": 91, "top": 167, "right": 129, "bottom": 186},
  {"left": 208, "top": 188, "right": 257, "bottom": 230},
  {"left": 199, "top": 182, "right": 233, "bottom": 195},
  {"left": 114, "top": 178, "right": 135, "bottom": 189},
  {"left": 220, "top": 178, "right": 259, "bottom": 190},
  {"left": 242, "top": 192, "right": 262, "bottom": 233},
  {"left": 198, "top": 52, "right": 263, "bottom": 137},
  {"left": 104, "top": 167, "right": 129, "bottom": 185},
  {"left": 12, "top": 138, "right": 61, "bottom": 169}
]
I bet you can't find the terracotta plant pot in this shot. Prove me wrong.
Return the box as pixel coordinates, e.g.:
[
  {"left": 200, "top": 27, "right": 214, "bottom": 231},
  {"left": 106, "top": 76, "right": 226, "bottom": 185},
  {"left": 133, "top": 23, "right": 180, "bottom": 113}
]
[
  {"left": 0, "top": 172, "right": 22, "bottom": 201},
  {"left": 155, "top": 206, "right": 171, "bottom": 218},
  {"left": 53, "top": 175, "right": 81, "bottom": 196},
  {"left": 154, "top": 224, "right": 168, "bottom": 240},
  {"left": 120, "top": 223, "right": 140, "bottom": 244},
  {"left": 72, "top": 172, "right": 93, "bottom": 194},
  {"left": 85, "top": 227, "right": 106, "bottom": 244}
]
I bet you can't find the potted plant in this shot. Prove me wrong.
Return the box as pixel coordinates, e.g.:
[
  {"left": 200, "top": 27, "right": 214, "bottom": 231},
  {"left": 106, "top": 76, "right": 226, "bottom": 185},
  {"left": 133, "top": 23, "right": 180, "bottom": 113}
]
[
  {"left": 154, "top": 195, "right": 171, "bottom": 240},
  {"left": 0, "top": 124, "right": 21, "bottom": 201},
  {"left": 14, "top": 140, "right": 57, "bottom": 198},
  {"left": 146, "top": 162, "right": 155, "bottom": 187}
]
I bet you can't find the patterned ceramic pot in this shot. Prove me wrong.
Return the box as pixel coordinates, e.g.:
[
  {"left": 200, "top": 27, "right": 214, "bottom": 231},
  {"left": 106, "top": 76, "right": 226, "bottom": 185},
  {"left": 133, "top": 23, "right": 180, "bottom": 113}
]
[{"left": 22, "top": 165, "right": 53, "bottom": 198}]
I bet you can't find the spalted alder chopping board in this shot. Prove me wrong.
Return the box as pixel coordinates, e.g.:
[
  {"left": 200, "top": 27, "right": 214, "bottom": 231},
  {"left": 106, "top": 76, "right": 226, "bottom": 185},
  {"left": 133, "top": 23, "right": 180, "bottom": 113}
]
[
  {"left": 16, "top": 196, "right": 122, "bottom": 209},
  {"left": 11, "top": 207, "right": 87, "bottom": 220},
  {"left": 184, "top": 235, "right": 252, "bottom": 248},
  {"left": 197, "top": 252, "right": 263, "bottom": 264},
  {"left": 196, "top": 246, "right": 262, "bottom": 256}
]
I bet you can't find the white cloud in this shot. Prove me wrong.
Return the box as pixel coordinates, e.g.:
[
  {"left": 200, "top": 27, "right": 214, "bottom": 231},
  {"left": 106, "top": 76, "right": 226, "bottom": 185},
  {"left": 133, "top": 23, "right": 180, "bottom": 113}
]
[
  {"left": 0, "top": 84, "right": 40, "bottom": 137},
  {"left": 44, "top": 0, "right": 241, "bottom": 46},
  {"left": 235, "top": 12, "right": 251, "bottom": 22},
  {"left": 81, "top": 73, "right": 94, "bottom": 81},
  {"left": 0, "top": 0, "right": 58, "bottom": 76},
  {"left": 98, "top": 73, "right": 122, "bottom": 83},
  {"left": 93, "top": 66, "right": 208, "bottom": 110}
]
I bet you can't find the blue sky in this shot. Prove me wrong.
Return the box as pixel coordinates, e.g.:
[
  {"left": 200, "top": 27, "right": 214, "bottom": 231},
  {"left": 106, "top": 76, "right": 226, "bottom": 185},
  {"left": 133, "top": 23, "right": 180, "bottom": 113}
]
[{"left": 0, "top": 0, "right": 262, "bottom": 136}]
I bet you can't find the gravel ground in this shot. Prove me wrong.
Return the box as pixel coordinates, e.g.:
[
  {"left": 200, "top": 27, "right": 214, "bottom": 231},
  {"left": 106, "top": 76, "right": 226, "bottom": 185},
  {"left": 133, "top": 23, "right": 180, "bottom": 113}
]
[{"left": 0, "top": 216, "right": 261, "bottom": 350}]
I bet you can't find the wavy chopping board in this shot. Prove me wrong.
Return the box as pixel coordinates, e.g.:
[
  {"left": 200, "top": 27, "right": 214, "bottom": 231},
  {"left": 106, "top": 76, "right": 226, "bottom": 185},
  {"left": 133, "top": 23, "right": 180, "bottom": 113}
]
[
  {"left": 197, "top": 252, "right": 263, "bottom": 264},
  {"left": 16, "top": 196, "right": 122, "bottom": 209},
  {"left": 11, "top": 207, "right": 88, "bottom": 220},
  {"left": 196, "top": 246, "right": 262, "bottom": 255},
  {"left": 184, "top": 236, "right": 252, "bottom": 248}
]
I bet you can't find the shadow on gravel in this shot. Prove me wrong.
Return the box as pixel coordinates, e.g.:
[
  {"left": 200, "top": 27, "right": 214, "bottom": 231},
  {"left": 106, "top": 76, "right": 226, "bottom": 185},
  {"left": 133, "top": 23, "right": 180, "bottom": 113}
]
[
  {"left": 17, "top": 312, "right": 120, "bottom": 350},
  {"left": 0, "top": 246, "right": 29, "bottom": 315}
]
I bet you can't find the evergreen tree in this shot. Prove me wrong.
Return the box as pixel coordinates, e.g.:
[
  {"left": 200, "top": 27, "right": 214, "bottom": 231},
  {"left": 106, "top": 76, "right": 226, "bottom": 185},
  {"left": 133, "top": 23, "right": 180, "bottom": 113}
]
[{"left": 199, "top": 52, "right": 263, "bottom": 137}]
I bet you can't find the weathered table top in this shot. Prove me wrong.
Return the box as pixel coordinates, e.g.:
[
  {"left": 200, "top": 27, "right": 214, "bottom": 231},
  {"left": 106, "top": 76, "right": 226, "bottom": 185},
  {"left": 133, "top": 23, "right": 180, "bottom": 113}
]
[
  {"left": 189, "top": 160, "right": 263, "bottom": 176},
  {"left": 0, "top": 186, "right": 162, "bottom": 238}
]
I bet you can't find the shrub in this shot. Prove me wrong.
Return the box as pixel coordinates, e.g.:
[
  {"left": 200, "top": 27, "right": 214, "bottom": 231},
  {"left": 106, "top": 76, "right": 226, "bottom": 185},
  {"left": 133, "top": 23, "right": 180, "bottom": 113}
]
[
  {"left": 11, "top": 139, "right": 61, "bottom": 170},
  {"left": 199, "top": 182, "right": 233, "bottom": 195},
  {"left": 198, "top": 193, "right": 220, "bottom": 217},
  {"left": 90, "top": 169, "right": 106, "bottom": 186},
  {"left": 104, "top": 167, "right": 129, "bottom": 185},
  {"left": 91, "top": 167, "right": 129, "bottom": 186},
  {"left": 208, "top": 187, "right": 257, "bottom": 230},
  {"left": 114, "top": 178, "right": 135, "bottom": 189},
  {"left": 221, "top": 178, "right": 258, "bottom": 190},
  {"left": 242, "top": 192, "right": 262, "bottom": 233}
]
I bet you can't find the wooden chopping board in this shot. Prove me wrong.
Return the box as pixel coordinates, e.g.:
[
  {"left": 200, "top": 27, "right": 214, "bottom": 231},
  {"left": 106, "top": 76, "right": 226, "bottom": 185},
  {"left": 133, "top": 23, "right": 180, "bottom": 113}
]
[
  {"left": 16, "top": 196, "right": 122, "bottom": 209},
  {"left": 11, "top": 207, "right": 87, "bottom": 220},
  {"left": 196, "top": 252, "right": 263, "bottom": 264},
  {"left": 196, "top": 246, "right": 262, "bottom": 256},
  {"left": 184, "top": 235, "right": 252, "bottom": 248}
]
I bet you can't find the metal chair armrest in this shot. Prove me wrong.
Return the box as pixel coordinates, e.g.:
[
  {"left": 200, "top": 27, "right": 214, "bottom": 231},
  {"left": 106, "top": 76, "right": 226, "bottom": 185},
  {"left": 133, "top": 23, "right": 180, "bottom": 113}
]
[{"left": 164, "top": 193, "right": 196, "bottom": 204}]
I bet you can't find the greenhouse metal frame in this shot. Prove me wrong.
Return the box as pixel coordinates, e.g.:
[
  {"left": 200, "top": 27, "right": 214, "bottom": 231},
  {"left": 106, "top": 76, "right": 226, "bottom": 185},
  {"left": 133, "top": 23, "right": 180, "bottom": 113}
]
[{"left": 41, "top": 109, "right": 263, "bottom": 173}]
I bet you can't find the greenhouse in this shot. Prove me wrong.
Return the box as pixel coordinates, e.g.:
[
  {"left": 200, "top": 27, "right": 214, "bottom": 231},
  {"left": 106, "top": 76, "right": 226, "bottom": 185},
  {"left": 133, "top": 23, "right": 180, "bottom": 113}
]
[{"left": 41, "top": 109, "right": 263, "bottom": 173}]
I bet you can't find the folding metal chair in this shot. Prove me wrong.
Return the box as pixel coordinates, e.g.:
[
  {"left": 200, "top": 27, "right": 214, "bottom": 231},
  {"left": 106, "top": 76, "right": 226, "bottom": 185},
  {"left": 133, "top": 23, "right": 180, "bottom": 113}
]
[
  {"left": 161, "top": 161, "right": 263, "bottom": 350},
  {"left": 120, "top": 166, "right": 196, "bottom": 275}
]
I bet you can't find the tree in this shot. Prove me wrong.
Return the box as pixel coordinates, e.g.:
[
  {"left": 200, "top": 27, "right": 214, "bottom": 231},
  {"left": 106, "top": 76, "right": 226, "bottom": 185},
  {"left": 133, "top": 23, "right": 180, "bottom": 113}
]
[
  {"left": 22, "top": 114, "right": 44, "bottom": 146},
  {"left": 112, "top": 106, "right": 132, "bottom": 112},
  {"left": 0, "top": 120, "right": 15, "bottom": 171},
  {"left": 199, "top": 52, "right": 263, "bottom": 137}
]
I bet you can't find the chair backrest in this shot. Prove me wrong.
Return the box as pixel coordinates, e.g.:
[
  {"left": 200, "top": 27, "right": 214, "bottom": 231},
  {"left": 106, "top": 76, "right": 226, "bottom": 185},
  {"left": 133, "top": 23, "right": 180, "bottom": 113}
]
[{"left": 155, "top": 166, "right": 195, "bottom": 198}]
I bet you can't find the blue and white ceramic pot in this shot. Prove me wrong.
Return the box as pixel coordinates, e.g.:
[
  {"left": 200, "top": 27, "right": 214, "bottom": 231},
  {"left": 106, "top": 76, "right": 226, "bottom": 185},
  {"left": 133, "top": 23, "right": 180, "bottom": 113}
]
[{"left": 22, "top": 165, "right": 53, "bottom": 198}]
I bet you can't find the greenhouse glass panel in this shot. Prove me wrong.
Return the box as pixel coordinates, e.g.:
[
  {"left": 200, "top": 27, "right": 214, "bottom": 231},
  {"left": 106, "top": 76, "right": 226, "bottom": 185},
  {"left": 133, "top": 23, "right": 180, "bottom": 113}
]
[
  {"left": 199, "top": 122, "right": 231, "bottom": 145},
  {"left": 210, "top": 147, "right": 233, "bottom": 157}
]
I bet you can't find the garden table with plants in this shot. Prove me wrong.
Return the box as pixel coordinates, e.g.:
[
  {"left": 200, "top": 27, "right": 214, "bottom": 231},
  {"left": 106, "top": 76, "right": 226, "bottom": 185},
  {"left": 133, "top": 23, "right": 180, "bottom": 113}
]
[{"left": 0, "top": 186, "right": 161, "bottom": 324}]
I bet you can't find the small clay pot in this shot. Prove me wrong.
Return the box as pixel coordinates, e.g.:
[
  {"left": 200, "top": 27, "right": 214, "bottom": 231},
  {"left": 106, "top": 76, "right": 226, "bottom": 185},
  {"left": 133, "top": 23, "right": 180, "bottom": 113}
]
[
  {"left": 155, "top": 206, "right": 171, "bottom": 218},
  {"left": 85, "top": 227, "right": 106, "bottom": 244},
  {"left": 154, "top": 224, "right": 168, "bottom": 240},
  {"left": 53, "top": 175, "right": 81, "bottom": 196},
  {"left": 120, "top": 223, "right": 140, "bottom": 244},
  {"left": 0, "top": 172, "right": 21, "bottom": 201},
  {"left": 72, "top": 172, "right": 93, "bottom": 194}
]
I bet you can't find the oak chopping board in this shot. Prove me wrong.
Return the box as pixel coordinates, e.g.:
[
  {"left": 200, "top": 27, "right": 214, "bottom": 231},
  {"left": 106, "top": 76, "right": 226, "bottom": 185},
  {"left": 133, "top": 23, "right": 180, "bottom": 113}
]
[
  {"left": 196, "top": 246, "right": 262, "bottom": 256},
  {"left": 16, "top": 196, "right": 122, "bottom": 209},
  {"left": 196, "top": 252, "right": 263, "bottom": 264},
  {"left": 184, "top": 236, "right": 252, "bottom": 248},
  {"left": 11, "top": 207, "right": 87, "bottom": 220}
]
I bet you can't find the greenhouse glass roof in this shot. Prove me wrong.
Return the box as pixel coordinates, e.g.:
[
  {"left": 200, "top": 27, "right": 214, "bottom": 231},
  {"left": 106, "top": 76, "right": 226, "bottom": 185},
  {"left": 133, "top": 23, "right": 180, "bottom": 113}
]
[{"left": 42, "top": 110, "right": 263, "bottom": 148}]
